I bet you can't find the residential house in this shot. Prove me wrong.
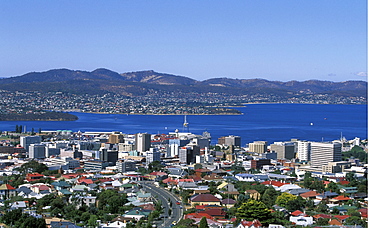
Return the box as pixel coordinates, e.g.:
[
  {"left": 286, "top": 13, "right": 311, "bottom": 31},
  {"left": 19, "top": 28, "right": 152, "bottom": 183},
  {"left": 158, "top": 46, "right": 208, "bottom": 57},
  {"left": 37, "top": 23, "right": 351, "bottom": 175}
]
[
  {"left": 221, "top": 198, "right": 236, "bottom": 208},
  {"left": 289, "top": 216, "right": 314, "bottom": 226},
  {"left": 237, "top": 219, "right": 262, "bottom": 228},
  {"left": 299, "top": 190, "right": 319, "bottom": 200},
  {"left": 26, "top": 173, "right": 44, "bottom": 182},
  {"left": 190, "top": 194, "right": 221, "bottom": 207},
  {"left": 0, "top": 184, "right": 16, "bottom": 199},
  {"left": 10, "top": 201, "right": 27, "bottom": 210},
  {"left": 50, "top": 221, "right": 83, "bottom": 228},
  {"left": 245, "top": 190, "right": 261, "bottom": 200}
]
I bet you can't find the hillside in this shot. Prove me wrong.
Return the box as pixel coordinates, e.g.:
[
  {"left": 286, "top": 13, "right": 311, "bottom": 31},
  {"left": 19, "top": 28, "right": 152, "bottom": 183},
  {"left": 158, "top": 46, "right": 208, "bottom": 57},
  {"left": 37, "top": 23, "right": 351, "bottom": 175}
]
[{"left": 0, "top": 69, "right": 366, "bottom": 98}]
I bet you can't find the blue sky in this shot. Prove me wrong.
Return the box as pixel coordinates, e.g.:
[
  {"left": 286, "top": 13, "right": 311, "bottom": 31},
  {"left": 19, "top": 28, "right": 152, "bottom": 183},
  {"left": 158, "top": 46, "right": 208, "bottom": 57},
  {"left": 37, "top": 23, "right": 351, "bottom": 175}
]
[{"left": 0, "top": 1, "right": 367, "bottom": 82}]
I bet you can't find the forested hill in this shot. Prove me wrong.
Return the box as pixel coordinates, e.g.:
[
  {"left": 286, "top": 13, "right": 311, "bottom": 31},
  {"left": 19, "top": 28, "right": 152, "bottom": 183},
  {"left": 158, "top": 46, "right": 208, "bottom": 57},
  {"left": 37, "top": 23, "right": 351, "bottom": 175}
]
[{"left": 0, "top": 68, "right": 366, "bottom": 98}]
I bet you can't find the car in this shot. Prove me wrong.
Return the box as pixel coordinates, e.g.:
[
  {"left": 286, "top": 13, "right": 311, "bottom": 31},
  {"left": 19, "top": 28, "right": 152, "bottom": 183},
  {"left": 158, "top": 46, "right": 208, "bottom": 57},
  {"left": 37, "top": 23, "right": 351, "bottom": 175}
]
[{"left": 176, "top": 201, "right": 181, "bottom": 205}]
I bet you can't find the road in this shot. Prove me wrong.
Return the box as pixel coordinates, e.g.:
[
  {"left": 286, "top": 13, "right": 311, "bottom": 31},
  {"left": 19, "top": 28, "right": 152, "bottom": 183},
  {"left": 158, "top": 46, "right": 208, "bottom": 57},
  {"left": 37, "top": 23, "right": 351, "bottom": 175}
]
[{"left": 139, "top": 181, "right": 183, "bottom": 228}]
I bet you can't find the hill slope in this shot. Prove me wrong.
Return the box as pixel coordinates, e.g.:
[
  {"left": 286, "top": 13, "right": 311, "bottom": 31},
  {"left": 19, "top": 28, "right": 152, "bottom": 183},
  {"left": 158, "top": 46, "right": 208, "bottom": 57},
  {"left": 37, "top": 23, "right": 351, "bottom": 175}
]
[{"left": 0, "top": 69, "right": 366, "bottom": 98}]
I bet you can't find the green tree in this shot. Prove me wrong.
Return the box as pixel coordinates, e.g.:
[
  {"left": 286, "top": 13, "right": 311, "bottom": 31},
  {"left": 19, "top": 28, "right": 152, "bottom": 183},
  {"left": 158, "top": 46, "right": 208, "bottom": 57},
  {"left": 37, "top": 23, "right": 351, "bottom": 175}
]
[
  {"left": 261, "top": 187, "right": 279, "bottom": 208},
  {"left": 310, "top": 179, "right": 325, "bottom": 192},
  {"left": 316, "top": 218, "right": 329, "bottom": 226},
  {"left": 148, "top": 161, "right": 164, "bottom": 172},
  {"left": 18, "top": 216, "right": 46, "bottom": 228},
  {"left": 236, "top": 199, "right": 271, "bottom": 226},
  {"left": 199, "top": 216, "right": 209, "bottom": 228},
  {"left": 88, "top": 214, "right": 99, "bottom": 228},
  {"left": 266, "top": 211, "right": 290, "bottom": 226},
  {"left": 275, "top": 192, "right": 297, "bottom": 208},
  {"left": 316, "top": 201, "right": 328, "bottom": 213},
  {"left": 285, "top": 196, "right": 306, "bottom": 211},
  {"left": 325, "top": 181, "right": 340, "bottom": 194},
  {"left": 173, "top": 218, "right": 198, "bottom": 228},
  {"left": 303, "top": 172, "right": 314, "bottom": 189}
]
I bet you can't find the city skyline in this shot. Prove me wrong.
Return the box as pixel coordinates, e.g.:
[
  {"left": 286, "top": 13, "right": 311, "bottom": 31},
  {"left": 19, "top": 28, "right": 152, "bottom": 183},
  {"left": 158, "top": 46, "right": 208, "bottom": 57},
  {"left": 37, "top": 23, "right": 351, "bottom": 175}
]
[{"left": 0, "top": 1, "right": 367, "bottom": 82}]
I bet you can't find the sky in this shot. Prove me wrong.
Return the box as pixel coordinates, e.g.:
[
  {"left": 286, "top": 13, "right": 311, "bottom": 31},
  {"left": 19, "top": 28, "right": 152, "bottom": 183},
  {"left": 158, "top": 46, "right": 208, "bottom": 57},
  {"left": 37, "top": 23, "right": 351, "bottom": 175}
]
[{"left": 0, "top": 1, "right": 367, "bottom": 82}]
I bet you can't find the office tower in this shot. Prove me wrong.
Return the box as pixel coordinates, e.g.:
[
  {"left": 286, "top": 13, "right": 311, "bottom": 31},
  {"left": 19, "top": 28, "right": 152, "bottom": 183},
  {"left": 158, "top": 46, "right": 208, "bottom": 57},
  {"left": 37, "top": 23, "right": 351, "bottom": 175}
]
[
  {"left": 219, "top": 135, "right": 241, "bottom": 147},
  {"left": 146, "top": 148, "right": 161, "bottom": 165},
  {"left": 20, "top": 136, "right": 41, "bottom": 152},
  {"left": 108, "top": 133, "right": 124, "bottom": 144},
  {"left": 100, "top": 148, "right": 118, "bottom": 165},
  {"left": 248, "top": 141, "right": 267, "bottom": 153},
  {"left": 167, "top": 138, "right": 190, "bottom": 157},
  {"left": 179, "top": 145, "right": 200, "bottom": 164},
  {"left": 310, "top": 142, "right": 342, "bottom": 168},
  {"left": 297, "top": 141, "right": 311, "bottom": 162},
  {"left": 29, "top": 144, "right": 46, "bottom": 159},
  {"left": 270, "top": 142, "right": 295, "bottom": 160},
  {"left": 135, "top": 133, "right": 151, "bottom": 153},
  {"left": 116, "top": 160, "right": 136, "bottom": 173}
]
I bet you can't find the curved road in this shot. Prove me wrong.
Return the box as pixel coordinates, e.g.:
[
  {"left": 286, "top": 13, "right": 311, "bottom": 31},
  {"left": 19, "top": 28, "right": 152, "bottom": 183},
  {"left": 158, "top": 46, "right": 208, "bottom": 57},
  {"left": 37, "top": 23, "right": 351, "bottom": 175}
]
[{"left": 139, "top": 181, "right": 183, "bottom": 228}]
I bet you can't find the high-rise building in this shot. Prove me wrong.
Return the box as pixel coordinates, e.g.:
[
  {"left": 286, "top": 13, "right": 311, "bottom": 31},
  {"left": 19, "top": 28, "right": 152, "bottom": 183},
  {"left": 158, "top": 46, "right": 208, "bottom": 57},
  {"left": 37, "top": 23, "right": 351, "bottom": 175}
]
[
  {"left": 297, "top": 141, "right": 311, "bottom": 162},
  {"left": 248, "top": 141, "right": 267, "bottom": 154},
  {"left": 116, "top": 160, "right": 136, "bottom": 173},
  {"left": 29, "top": 144, "right": 46, "bottom": 159},
  {"left": 108, "top": 133, "right": 124, "bottom": 144},
  {"left": 167, "top": 139, "right": 190, "bottom": 157},
  {"left": 218, "top": 135, "right": 241, "bottom": 147},
  {"left": 20, "top": 136, "right": 41, "bottom": 152},
  {"left": 270, "top": 142, "right": 295, "bottom": 160},
  {"left": 135, "top": 133, "right": 151, "bottom": 153},
  {"left": 100, "top": 149, "right": 118, "bottom": 165},
  {"left": 310, "top": 142, "right": 342, "bottom": 168},
  {"left": 146, "top": 148, "right": 161, "bottom": 165},
  {"left": 179, "top": 145, "right": 200, "bottom": 164}
]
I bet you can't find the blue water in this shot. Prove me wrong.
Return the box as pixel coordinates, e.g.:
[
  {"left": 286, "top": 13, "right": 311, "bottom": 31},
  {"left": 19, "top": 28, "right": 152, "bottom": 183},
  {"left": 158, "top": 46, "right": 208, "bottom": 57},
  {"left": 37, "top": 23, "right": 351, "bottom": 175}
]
[{"left": 0, "top": 104, "right": 367, "bottom": 146}]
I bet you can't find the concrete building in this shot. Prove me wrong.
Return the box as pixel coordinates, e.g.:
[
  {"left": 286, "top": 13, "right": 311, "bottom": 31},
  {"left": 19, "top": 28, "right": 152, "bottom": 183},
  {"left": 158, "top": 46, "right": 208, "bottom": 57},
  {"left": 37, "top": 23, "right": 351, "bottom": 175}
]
[
  {"left": 135, "top": 133, "right": 151, "bottom": 153},
  {"left": 146, "top": 148, "right": 161, "bottom": 165},
  {"left": 311, "top": 142, "right": 342, "bottom": 168},
  {"left": 99, "top": 149, "right": 118, "bottom": 165},
  {"left": 108, "top": 133, "right": 124, "bottom": 144},
  {"left": 116, "top": 160, "right": 136, "bottom": 173},
  {"left": 29, "top": 144, "right": 46, "bottom": 159},
  {"left": 167, "top": 138, "right": 190, "bottom": 157},
  {"left": 83, "top": 160, "right": 109, "bottom": 172},
  {"left": 20, "top": 136, "right": 41, "bottom": 152},
  {"left": 248, "top": 141, "right": 267, "bottom": 154},
  {"left": 322, "top": 161, "right": 351, "bottom": 173},
  {"left": 270, "top": 142, "right": 295, "bottom": 160},
  {"left": 218, "top": 135, "right": 241, "bottom": 147},
  {"left": 297, "top": 141, "right": 311, "bottom": 162},
  {"left": 179, "top": 145, "right": 200, "bottom": 164},
  {"left": 118, "top": 142, "right": 134, "bottom": 152}
]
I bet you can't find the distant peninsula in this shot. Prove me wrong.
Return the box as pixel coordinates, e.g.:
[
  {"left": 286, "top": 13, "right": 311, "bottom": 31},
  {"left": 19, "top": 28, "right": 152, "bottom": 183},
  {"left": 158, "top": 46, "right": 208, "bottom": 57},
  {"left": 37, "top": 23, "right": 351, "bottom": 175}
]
[
  {"left": 0, "top": 68, "right": 366, "bottom": 120},
  {"left": 0, "top": 111, "right": 78, "bottom": 121}
]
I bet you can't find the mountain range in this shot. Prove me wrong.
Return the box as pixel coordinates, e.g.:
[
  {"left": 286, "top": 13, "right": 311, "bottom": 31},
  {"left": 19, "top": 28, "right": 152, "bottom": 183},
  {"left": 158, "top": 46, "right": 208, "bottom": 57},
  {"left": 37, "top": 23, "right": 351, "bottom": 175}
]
[{"left": 0, "top": 68, "right": 366, "bottom": 97}]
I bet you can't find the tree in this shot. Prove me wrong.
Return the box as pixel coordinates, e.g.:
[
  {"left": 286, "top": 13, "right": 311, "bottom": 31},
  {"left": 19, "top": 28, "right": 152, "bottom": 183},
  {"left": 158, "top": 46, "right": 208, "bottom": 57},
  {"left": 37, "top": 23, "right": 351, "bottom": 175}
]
[
  {"left": 310, "top": 179, "right": 325, "bottom": 192},
  {"left": 316, "top": 201, "right": 328, "bottom": 213},
  {"left": 266, "top": 211, "right": 290, "bottom": 226},
  {"left": 303, "top": 172, "right": 314, "bottom": 189},
  {"left": 261, "top": 187, "right": 279, "bottom": 208},
  {"left": 148, "top": 161, "right": 164, "bottom": 172},
  {"left": 88, "top": 214, "right": 99, "bottom": 228},
  {"left": 325, "top": 181, "right": 340, "bottom": 194},
  {"left": 173, "top": 219, "right": 198, "bottom": 228},
  {"left": 18, "top": 160, "right": 48, "bottom": 174},
  {"left": 236, "top": 199, "right": 271, "bottom": 226},
  {"left": 199, "top": 216, "right": 209, "bottom": 228},
  {"left": 275, "top": 192, "right": 297, "bottom": 208},
  {"left": 285, "top": 196, "right": 306, "bottom": 211},
  {"left": 315, "top": 218, "right": 329, "bottom": 226}
]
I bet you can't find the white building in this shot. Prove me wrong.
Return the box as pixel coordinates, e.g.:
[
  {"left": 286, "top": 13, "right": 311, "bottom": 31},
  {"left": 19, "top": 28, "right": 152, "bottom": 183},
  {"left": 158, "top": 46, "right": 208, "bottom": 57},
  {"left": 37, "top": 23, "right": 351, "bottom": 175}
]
[{"left": 297, "top": 141, "right": 311, "bottom": 162}]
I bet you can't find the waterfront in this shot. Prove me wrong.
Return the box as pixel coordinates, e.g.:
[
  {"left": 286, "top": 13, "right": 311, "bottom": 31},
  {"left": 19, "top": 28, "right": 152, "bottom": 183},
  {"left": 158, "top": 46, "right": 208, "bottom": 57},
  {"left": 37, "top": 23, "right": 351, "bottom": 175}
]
[{"left": 0, "top": 104, "right": 366, "bottom": 146}]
